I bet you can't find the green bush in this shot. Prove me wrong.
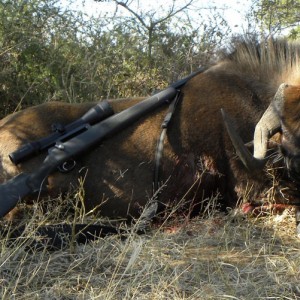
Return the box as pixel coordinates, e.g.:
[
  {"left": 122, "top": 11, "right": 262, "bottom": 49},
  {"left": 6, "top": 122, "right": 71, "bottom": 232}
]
[{"left": 0, "top": 0, "right": 229, "bottom": 117}]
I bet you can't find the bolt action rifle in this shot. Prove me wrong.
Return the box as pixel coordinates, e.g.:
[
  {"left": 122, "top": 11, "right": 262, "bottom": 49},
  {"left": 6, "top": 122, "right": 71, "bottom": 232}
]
[{"left": 0, "top": 69, "right": 204, "bottom": 217}]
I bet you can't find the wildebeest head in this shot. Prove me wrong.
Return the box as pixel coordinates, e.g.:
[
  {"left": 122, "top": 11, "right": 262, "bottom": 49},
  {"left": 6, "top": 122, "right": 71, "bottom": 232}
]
[{"left": 223, "top": 82, "right": 300, "bottom": 182}]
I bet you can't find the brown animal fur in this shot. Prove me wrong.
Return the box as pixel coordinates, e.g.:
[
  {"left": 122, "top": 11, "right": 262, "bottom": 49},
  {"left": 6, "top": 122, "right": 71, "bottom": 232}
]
[
  {"left": 282, "top": 85, "right": 300, "bottom": 132},
  {"left": 1, "top": 39, "right": 300, "bottom": 220}
]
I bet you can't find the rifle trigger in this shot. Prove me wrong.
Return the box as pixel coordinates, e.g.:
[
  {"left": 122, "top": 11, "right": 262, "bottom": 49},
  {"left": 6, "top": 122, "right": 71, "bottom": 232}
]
[{"left": 58, "top": 159, "right": 76, "bottom": 173}]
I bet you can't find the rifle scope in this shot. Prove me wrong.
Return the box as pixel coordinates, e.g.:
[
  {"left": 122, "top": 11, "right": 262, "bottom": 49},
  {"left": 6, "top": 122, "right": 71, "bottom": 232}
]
[{"left": 9, "top": 100, "right": 114, "bottom": 165}]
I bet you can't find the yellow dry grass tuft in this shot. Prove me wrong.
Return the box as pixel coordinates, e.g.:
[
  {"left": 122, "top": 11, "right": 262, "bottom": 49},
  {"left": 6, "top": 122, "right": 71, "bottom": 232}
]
[{"left": 1, "top": 197, "right": 300, "bottom": 299}]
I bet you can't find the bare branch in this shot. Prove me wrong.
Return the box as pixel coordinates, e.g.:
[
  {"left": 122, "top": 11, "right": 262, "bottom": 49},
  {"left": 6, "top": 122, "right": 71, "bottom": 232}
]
[
  {"left": 114, "top": 1, "right": 149, "bottom": 29},
  {"left": 114, "top": 0, "right": 194, "bottom": 29},
  {"left": 152, "top": 0, "right": 194, "bottom": 27}
]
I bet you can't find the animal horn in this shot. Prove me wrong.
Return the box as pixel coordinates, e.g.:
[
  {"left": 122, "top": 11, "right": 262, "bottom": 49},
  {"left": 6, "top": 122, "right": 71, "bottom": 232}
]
[
  {"left": 221, "top": 83, "right": 286, "bottom": 171},
  {"left": 221, "top": 109, "right": 266, "bottom": 171}
]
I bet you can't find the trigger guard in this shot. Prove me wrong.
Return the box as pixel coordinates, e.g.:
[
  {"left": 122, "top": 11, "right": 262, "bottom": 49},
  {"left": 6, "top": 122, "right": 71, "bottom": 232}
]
[{"left": 57, "top": 159, "right": 76, "bottom": 173}]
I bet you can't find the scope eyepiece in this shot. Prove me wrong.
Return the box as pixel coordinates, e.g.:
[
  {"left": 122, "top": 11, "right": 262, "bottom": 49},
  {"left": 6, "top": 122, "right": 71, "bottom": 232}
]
[{"left": 9, "top": 142, "right": 41, "bottom": 165}]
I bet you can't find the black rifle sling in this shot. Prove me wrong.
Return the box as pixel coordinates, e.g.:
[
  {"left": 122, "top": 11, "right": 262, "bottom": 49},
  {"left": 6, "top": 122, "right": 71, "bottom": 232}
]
[
  {"left": 137, "top": 91, "right": 183, "bottom": 230},
  {"left": 154, "top": 91, "right": 182, "bottom": 191}
]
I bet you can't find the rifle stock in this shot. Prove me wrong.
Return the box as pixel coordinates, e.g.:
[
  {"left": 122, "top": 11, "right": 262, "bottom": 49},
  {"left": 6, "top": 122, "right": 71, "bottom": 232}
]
[{"left": 0, "top": 69, "right": 204, "bottom": 217}]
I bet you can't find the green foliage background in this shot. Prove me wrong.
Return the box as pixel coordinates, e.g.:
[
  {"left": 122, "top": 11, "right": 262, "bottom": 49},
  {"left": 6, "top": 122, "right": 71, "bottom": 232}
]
[
  {"left": 0, "top": 0, "right": 232, "bottom": 117},
  {"left": 250, "top": 0, "right": 300, "bottom": 38},
  {"left": 0, "top": 0, "right": 299, "bottom": 117}
]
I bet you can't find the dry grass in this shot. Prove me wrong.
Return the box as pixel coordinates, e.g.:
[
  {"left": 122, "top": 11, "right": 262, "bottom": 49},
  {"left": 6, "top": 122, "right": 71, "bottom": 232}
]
[{"left": 1, "top": 197, "right": 300, "bottom": 300}]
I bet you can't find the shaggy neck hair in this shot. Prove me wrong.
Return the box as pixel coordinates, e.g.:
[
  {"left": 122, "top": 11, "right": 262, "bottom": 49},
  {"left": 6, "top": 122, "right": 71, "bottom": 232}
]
[{"left": 213, "top": 39, "right": 300, "bottom": 105}]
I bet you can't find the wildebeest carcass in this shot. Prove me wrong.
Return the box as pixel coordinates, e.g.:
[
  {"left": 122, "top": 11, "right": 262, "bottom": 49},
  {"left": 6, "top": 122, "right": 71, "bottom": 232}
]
[{"left": 1, "top": 39, "right": 300, "bottom": 225}]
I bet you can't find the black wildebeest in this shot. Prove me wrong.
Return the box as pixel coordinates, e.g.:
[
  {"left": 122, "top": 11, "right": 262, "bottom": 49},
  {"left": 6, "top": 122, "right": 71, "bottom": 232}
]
[{"left": 1, "top": 39, "right": 300, "bottom": 223}]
